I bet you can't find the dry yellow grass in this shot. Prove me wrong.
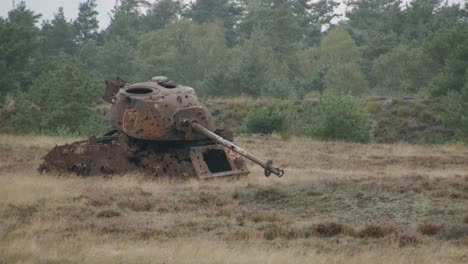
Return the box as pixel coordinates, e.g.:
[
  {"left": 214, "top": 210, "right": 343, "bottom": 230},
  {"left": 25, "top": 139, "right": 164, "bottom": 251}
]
[{"left": 0, "top": 134, "right": 467, "bottom": 263}]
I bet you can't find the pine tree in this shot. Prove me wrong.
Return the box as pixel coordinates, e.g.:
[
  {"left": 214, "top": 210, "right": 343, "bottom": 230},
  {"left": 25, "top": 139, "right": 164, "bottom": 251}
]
[
  {"left": 74, "top": 0, "right": 99, "bottom": 45},
  {"left": 0, "top": 1, "right": 41, "bottom": 96}
]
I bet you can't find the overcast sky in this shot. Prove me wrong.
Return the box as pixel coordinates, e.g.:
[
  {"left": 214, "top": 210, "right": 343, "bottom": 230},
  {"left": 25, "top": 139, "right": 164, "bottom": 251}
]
[{"left": 0, "top": 0, "right": 465, "bottom": 30}]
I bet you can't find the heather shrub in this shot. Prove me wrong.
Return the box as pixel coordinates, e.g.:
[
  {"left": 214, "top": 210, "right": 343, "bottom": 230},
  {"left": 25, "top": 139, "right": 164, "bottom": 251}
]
[
  {"left": 357, "top": 224, "right": 396, "bottom": 238},
  {"left": 311, "top": 222, "right": 347, "bottom": 237},
  {"left": 417, "top": 223, "right": 442, "bottom": 236}
]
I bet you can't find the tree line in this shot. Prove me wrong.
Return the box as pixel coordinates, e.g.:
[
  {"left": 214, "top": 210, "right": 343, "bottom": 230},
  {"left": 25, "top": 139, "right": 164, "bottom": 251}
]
[
  {"left": 0, "top": 0, "right": 467, "bottom": 139},
  {"left": 1, "top": 0, "right": 467, "bottom": 98}
]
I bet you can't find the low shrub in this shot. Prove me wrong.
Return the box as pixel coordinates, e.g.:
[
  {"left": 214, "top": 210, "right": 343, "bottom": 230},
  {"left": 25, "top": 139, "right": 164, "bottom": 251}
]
[
  {"left": 117, "top": 199, "right": 153, "bottom": 212},
  {"left": 417, "top": 223, "right": 442, "bottom": 236},
  {"left": 311, "top": 222, "right": 348, "bottom": 237},
  {"left": 244, "top": 102, "right": 291, "bottom": 135},
  {"left": 300, "top": 95, "right": 373, "bottom": 143},
  {"left": 357, "top": 224, "right": 396, "bottom": 238},
  {"left": 97, "top": 210, "right": 121, "bottom": 218}
]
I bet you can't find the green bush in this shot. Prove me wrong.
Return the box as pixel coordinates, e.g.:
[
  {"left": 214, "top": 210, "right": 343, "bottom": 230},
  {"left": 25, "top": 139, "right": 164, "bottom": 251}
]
[
  {"left": 301, "top": 95, "right": 373, "bottom": 143},
  {"left": 324, "top": 63, "right": 370, "bottom": 96},
  {"left": 441, "top": 86, "right": 468, "bottom": 143},
  {"left": 244, "top": 102, "right": 290, "bottom": 134}
]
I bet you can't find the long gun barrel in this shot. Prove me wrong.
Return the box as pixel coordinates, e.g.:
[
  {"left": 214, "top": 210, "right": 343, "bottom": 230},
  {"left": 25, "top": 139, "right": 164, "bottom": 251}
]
[{"left": 191, "top": 122, "right": 284, "bottom": 177}]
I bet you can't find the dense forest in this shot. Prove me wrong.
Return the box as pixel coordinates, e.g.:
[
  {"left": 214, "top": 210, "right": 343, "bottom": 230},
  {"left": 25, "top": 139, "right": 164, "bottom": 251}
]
[{"left": 0, "top": 0, "right": 467, "bottom": 141}]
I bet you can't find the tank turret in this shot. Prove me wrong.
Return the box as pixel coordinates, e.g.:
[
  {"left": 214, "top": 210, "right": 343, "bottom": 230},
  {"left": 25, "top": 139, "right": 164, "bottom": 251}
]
[
  {"left": 107, "top": 80, "right": 214, "bottom": 141},
  {"left": 39, "top": 77, "right": 284, "bottom": 178}
]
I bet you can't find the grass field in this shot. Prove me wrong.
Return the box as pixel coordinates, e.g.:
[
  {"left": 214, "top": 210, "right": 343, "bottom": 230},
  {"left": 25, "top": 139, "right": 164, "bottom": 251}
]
[{"left": 1, "top": 134, "right": 468, "bottom": 263}]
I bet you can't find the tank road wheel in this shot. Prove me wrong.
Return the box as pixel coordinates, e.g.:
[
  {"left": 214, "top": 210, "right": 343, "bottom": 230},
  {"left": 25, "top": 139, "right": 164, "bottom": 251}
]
[
  {"left": 72, "top": 161, "right": 90, "bottom": 177},
  {"left": 37, "top": 164, "right": 49, "bottom": 174}
]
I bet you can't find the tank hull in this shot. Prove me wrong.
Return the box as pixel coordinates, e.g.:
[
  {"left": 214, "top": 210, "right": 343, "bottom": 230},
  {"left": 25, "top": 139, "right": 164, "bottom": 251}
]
[{"left": 38, "top": 130, "right": 249, "bottom": 179}]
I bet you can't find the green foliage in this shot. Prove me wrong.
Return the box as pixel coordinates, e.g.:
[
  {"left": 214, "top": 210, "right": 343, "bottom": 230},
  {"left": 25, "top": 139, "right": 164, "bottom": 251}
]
[
  {"left": 371, "top": 45, "right": 427, "bottom": 95},
  {"left": 0, "top": 2, "right": 41, "bottom": 97},
  {"left": 74, "top": 0, "right": 99, "bottom": 44},
  {"left": 204, "top": 29, "right": 290, "bottom": 96},
  {"left": 11, "top": 56, "right": 107, "bottom": 136},
  {"left": 244, "top": 102, "right": 290, "bottom": 135},
  {"left": 304, "top": 27, "right": 366, "bottom": 96},
  {"left": 144, "top": 0, "right": 182, "bottom": 31},
  {"left": 188, "top": 0, "right": 243, "bottom": 46},
  {"left": 92, "top": 37, "right": 136, "bottom": 80},
  {"left": 136, "top": 21, "right": 226, "bottom": 88},
  {"left": 324, "top": 63, "right": 369, "bottom": 96},
  {"left": 441, "top": 82, "right": 468, "bottom": 143},
  {"left": 260, "top": 79, "right": 296, "bottom": 99},
  {"left": 39, "top": 7, "right": 77, "bottom": 57},
  {"left": 345, "top": 0, "right": 402, "bottom": 61},
  {"left": 106, "top": 0, "right": 147, "bottom": 44},
  {"left": 319, "top": 27, "right": 361, "bottom": 67},
  {"left": 427, "top": 25, "right": 468, "bottom": 96},
  {"left": 301, "top": 95, "right": 373, "bottom": 143},
  {"left": 239, "top": 0, "right": 338, "bottom": 46}
]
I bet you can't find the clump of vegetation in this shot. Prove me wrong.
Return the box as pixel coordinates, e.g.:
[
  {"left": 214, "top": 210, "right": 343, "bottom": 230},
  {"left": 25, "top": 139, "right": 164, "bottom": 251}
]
[
  {"left": 97, "top": 210, "right": 121, "bottom": 218},
  {"left": 254, "top": 187, "right": 288, "bottom": 202},
  {"left": 5, "top": 204, "right": 39, "bottom": 223},
  {"left": 118, "top": 199, "right": 154, "bottom": 212},
  {"left": 198, "top": 192, "right": 230, "bottom": 207},
  {"left": 396, "top": 230, "right": 422, "bottom": 247},
  {"left": 300, "top": 95, "right": 373, "bottom": 143},
  {"left": 311, "top": 222, "right": 349, "bottom": 237},
  {"left": 236, "top": 209, "right": 287, "bottom": 223},
  {"left": 324, "top": 63, "right": 370, "bottom": 96},
  {"left": 417, "top": 223, "right": 443, "bottom": 236},
  {"left": 442, "top": 84, "right": 468, "bottom": 143},
  {"left": 357, "top": 224, "right": 397, "bottom": 238},
  {"left": 244, "top": 102, "right": 291, "bottom": 135}
]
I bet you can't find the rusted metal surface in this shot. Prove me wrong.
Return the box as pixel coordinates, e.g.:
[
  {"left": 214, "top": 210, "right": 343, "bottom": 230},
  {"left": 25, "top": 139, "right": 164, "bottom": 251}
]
[
  {"left": 38, "top": 131, "right": 135, "bottom": 176},
  {"left": 39, "top": 130, "right": 248, "bottom": 178},
  {"left": 189, "top": 145, "right": 248, "bottom": 179},
  {"left": 103, "top": 77, "right": 127, "bottom": 103},
  {"left": 108, "top": 82, "right": 214, "bottom": 141},
  {"left": 191, "top": 122, "right": 284, "bottom": 177},
  {"left": 39, "top": 77, "right": 284, "bottom": 179}
]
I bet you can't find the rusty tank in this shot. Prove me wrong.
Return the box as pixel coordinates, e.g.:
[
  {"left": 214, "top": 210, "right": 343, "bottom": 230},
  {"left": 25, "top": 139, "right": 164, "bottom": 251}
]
[{"left": 38, "top": 77, "right": 284, "bottom": 179}]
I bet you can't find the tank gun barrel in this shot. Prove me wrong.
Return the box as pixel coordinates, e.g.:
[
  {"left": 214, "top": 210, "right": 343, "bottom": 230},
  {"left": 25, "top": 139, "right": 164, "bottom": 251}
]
[{"left": 191, "top": 122, "right": 284, "bottom": 177}]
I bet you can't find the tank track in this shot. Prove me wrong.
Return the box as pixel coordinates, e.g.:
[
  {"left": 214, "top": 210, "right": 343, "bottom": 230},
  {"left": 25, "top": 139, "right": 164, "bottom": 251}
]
[{"left": 38, "top": 130, "right": 248, "bottom": 179}]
